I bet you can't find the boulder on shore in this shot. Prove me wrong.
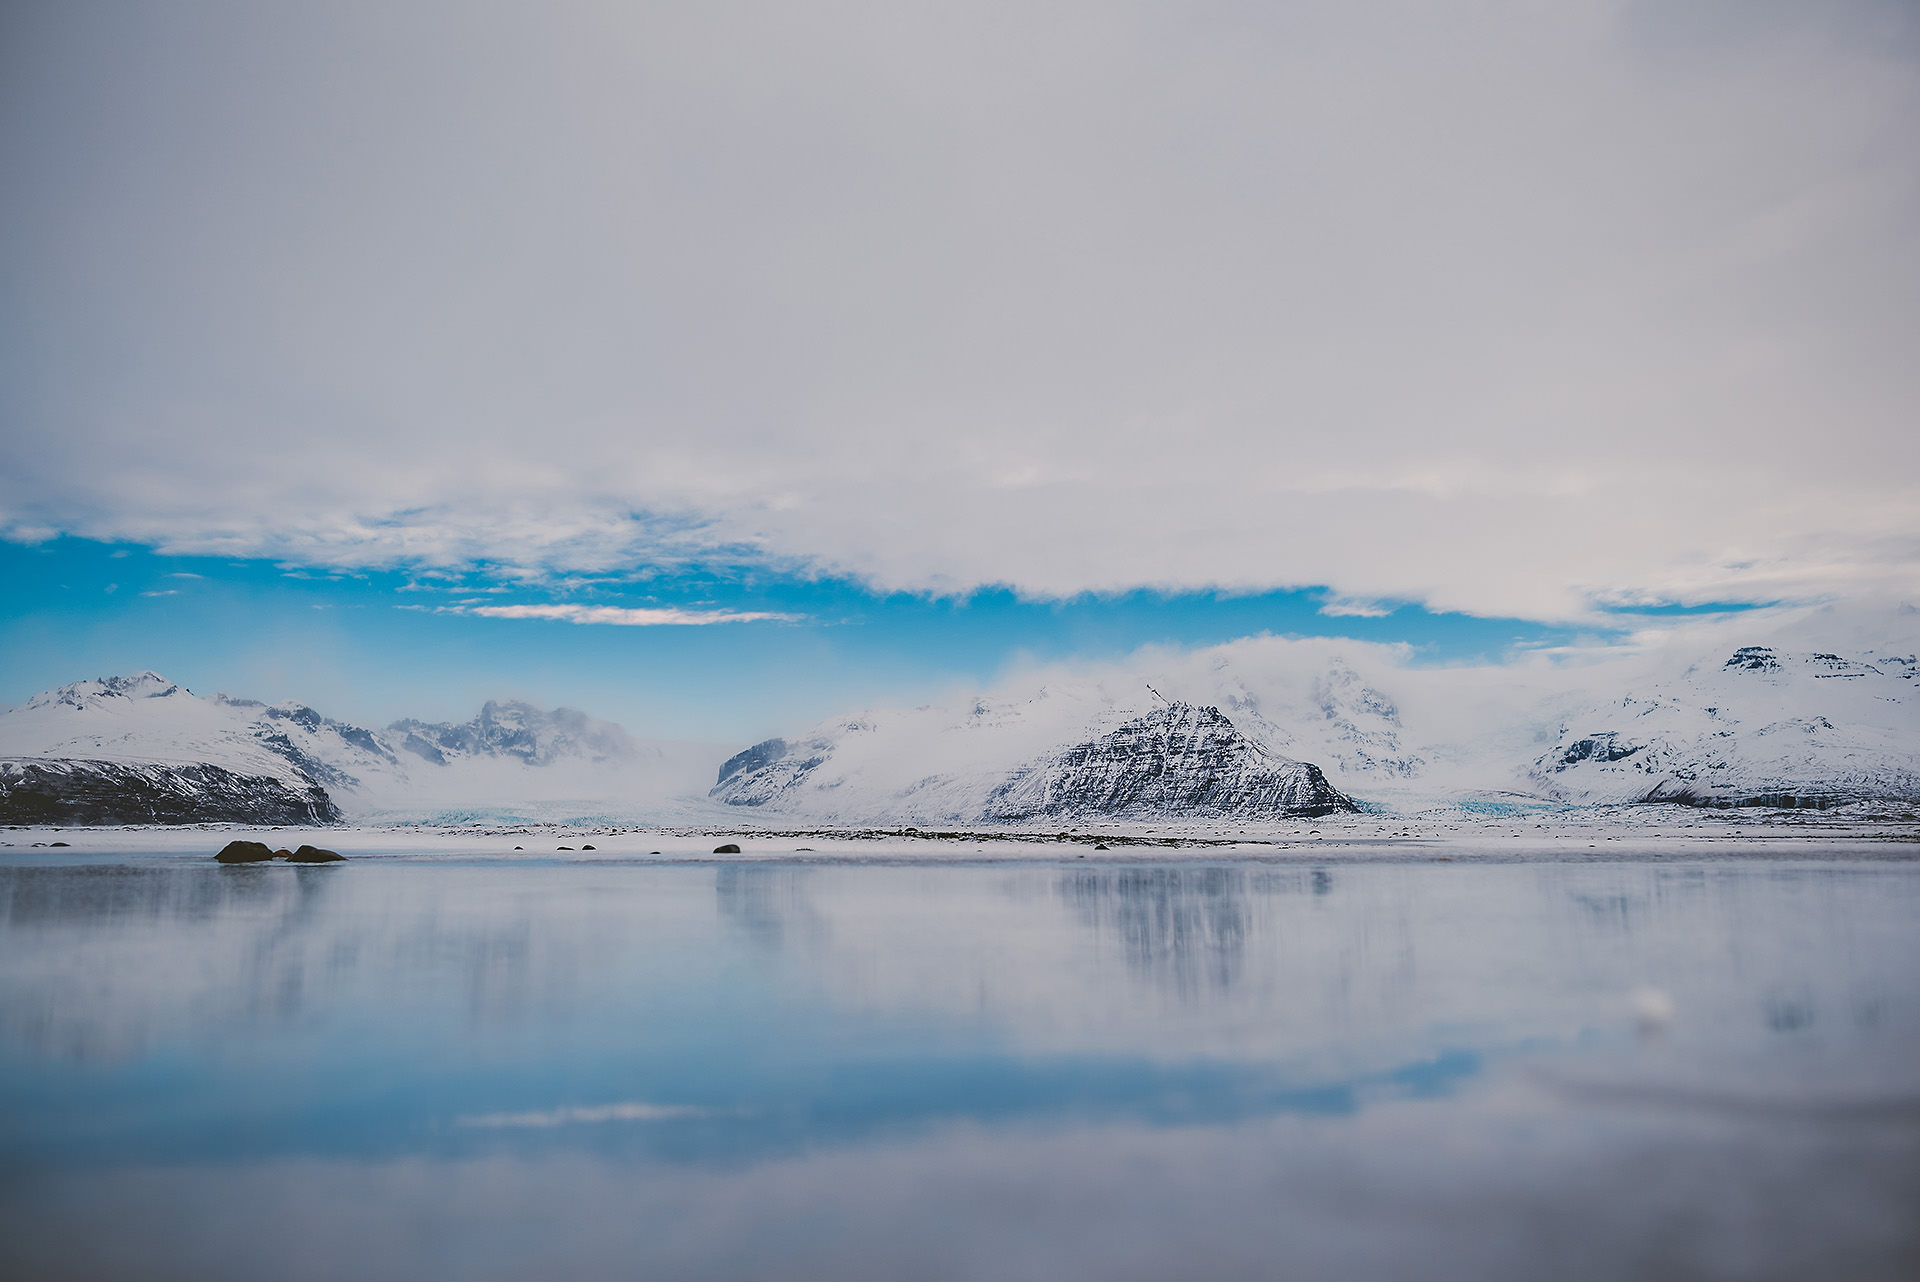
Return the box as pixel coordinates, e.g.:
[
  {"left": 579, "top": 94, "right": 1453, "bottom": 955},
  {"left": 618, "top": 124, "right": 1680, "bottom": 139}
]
[
  {"left": 288, "top": 844, "right": 346, "bottom": 863},
  {"left": 713, "top": 843, "right": 742, "bottom": 854},
  {"left": 215, "top": 840, "right": 276, "bottom": 863}
]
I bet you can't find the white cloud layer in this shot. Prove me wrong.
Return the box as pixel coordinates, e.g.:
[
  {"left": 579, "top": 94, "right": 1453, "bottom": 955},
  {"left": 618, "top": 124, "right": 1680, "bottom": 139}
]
[
  {"left": 454, "top": 1102, "right": 720, "bottom": 1129},
  {"left": 3, "top": 0, "right": 1917, "bottom": 621},
  {"left": 447, "top": 603, "right": 796, "bottom": 626}
]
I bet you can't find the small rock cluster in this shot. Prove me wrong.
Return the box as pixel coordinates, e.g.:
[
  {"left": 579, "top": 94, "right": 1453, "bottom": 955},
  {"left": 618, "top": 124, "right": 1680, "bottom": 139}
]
[{"left": 214, "top": 840, "right": 346, "bottom": 863}]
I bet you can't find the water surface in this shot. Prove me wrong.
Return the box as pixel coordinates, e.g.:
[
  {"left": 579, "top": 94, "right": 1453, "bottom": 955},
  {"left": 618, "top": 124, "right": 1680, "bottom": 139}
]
[{"left": 2, "top": 853, "right": 1916, "bottom": 1280}]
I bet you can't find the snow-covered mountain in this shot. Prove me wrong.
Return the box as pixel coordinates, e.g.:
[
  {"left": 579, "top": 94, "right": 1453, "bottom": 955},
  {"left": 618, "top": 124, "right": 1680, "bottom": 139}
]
[
  {"left": 388, "top": 701, "right": 636, "bottom": 767},
  {"left": 0, "top": 757, "right": 337, "bottom": 826},
  {"left": 5, "top": 609, "right": 1915, "bottom": 827},
  {"left": 0, "top": 672, "right": 718, "bottom": 825},
  {"left": 702, "top": 616, "right": 1920, "bottom": 822},
  {"left": 1527, "top": 645, "right": 1919, "bottom": 807},
  {"left": 982, "top": 704, "right": 1354, "bottom": 820},
  {"left": 714, "top": 701, "right": 1355, "bottom": 822},
  {"left": 702, "top": 653, "right": 1466, "bottom": 823}
]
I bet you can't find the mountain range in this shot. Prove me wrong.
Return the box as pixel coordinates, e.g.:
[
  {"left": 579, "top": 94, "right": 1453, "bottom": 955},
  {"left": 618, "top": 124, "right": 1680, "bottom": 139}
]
[
  {"left": 714, "top": 701, "right": 1356, "bottom": 823},
  {"left": 2, "top": 619, "right": 1915, "bottom": 826},
  {"left": 0, "top": 673, "right": 713, "bottom": 826}
]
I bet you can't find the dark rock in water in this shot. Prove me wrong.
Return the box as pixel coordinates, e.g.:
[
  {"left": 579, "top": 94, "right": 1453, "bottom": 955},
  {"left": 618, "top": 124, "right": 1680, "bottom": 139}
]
[
  {"left": 1, "top": 758, "right": 339, "bottom": 826},
  {"left": 273, "top": 848, "right": 294, "bottom": 859},
  {"left": 713, "top": 843, "right": 742, "bottom": 854},
  {"left": 581, "top": 844, "right": 596, "bottom": 850},
  {"left": 287, "top": 844, "right": 345, "bottom": 863},
  {"left": 215, "top": 840, "right": 276, "bottom": 863},
  {"left": 1094, "top": 843, "right": 1109, "bottom": 850},
  {"left": 557, "top": 846, "right": 574, "bottom": 851},
  {"left": 48, "top": 841, "right": 69, "bottom": 847}
]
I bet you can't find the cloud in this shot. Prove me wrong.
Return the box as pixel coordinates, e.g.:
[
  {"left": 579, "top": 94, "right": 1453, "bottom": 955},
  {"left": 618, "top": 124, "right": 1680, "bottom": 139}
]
[
  {"left": 139, "top": 589, "right": 179, "bottom": 597},
  {"left": 1, "top": 1, "right": 1916, "bottom": 623},
  {"left": 442, "top": 603, "right": 797, "bottom": 627},
  {"left": 1318, "top": 596, "right": 1396, "bottom": 619},
  {"left": 453, "top": 1102, "right": 722, "bottom": 1129}
]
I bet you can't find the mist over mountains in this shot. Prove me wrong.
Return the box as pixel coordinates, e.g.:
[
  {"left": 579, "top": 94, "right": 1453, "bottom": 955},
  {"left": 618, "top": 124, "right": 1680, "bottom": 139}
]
[
  {"left": 2, "top": 608, "right": 1915, "bottom": 827},
  {"left": 0, "top": 673, "right": 716, "bottom": 825}
]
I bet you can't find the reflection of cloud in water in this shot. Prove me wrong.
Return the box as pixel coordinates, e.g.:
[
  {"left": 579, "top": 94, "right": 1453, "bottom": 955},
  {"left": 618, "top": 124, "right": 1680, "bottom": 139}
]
[
  {"left": 456, "top": 1102, "right": 723, "bottom": 1128},
  {"left": 0, "top": 865, "right": 564, "bottom": 1060},
  {"left": 8, "top": 1079, "right": 1918, "bottom": 1282},
  {"left": 3, "top": 859, "right": 1916, "bottom": 1130}
]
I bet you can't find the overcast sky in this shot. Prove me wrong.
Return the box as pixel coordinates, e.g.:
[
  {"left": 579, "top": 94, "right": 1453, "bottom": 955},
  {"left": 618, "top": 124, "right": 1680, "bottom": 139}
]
[{"left": 2, "top": 0, "right": 1917, "bottom": 727}]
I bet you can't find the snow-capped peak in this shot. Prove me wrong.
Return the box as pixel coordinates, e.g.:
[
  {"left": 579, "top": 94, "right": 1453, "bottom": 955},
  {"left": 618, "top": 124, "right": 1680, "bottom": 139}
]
[{"left": 27, "top": 671, "right": 187, "bottom": 712}]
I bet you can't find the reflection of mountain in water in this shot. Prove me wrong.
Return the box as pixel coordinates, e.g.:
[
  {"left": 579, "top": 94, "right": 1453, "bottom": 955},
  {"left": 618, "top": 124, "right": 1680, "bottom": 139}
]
[
  {"left": 0, "top": 864, "right": 543, "bottom": 1060},
  {"left": 1056, "top": 867, "right": 1336, "bottom": 998},
  {"left": 715, "top": 866, "right": 831, "bottom": 955}
]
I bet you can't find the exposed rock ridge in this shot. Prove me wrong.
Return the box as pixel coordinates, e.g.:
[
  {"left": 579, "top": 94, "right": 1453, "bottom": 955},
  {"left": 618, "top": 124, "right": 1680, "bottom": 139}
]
[
  {"left": 0, "top": 758, "right": 340, "bottom": 825},
  {"left": 983, "top": 703, "right": 1356, "bottom": 820},
  {"left": 712, "top": 735, "right": 836, "bottom": 808}
]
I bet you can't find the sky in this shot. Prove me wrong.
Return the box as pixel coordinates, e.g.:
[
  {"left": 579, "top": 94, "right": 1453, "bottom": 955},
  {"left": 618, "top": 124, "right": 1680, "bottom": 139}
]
[{"left": 2, "top": 0, "right": 1916, "bottom": 741}]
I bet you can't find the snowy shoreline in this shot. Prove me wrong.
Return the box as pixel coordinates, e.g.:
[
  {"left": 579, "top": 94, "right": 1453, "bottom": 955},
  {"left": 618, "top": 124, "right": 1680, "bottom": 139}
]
[{"left": 6, "top": 803, "right": 1917, "bottom": 864}]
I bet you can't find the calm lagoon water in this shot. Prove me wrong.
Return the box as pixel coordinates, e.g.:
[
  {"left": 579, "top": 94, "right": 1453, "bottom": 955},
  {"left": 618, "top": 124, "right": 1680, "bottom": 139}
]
[{"left": 2, "top": 852, "right": 1917, "bottom": 1280}]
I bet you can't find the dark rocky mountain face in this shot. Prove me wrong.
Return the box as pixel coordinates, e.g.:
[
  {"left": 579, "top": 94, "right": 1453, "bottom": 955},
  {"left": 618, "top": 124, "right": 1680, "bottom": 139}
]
[
  {"left": 983, "top": 704, "right": 1356, "bottom": 821},
  {"left": 1724, "top": 646, "right": 1782, "bottom": 673},
  {"left": 711, "top": 736, "right": 834, "bottom": 808},
  {"left": 0, "top": 759, "right": 340, "bottom": 825},
  {"left": 717, "top": 737, "right": 791, "bottom": 787}
]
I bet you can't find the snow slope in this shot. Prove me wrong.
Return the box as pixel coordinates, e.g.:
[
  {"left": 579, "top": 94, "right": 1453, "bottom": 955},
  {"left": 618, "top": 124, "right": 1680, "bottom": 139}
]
[{"left": 1529, "top": 646, "right": 1920, "bottom": 807}]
